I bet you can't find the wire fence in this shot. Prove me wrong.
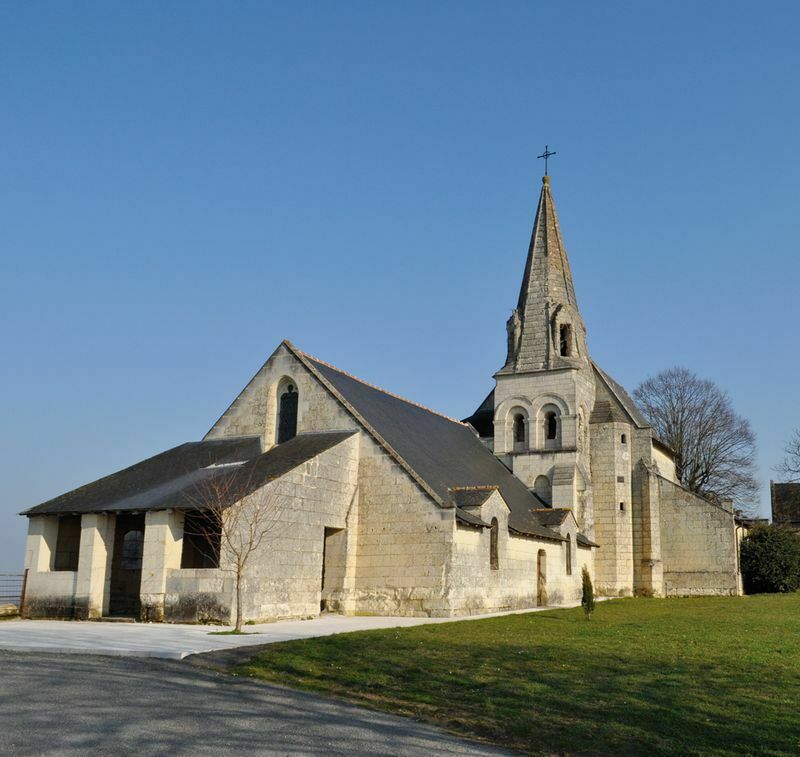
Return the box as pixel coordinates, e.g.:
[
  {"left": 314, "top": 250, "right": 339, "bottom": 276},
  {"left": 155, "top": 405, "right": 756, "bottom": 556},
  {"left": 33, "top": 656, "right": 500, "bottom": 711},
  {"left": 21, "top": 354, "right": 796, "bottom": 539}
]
[{"left": 0, "top": 571, "right": 27, "bottom": 611}]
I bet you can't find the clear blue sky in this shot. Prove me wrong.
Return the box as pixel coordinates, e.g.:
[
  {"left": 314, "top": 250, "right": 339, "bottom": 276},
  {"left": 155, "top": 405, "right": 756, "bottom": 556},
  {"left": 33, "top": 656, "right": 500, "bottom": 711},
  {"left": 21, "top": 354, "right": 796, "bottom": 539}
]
[{"left": 2, "top": 2, "right": 799, "bottom": 572}]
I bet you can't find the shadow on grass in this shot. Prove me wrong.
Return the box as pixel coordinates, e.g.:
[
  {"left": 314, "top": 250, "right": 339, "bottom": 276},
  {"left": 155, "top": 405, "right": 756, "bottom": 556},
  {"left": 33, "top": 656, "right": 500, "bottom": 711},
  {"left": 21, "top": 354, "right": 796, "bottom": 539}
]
[{"left": 232, "top": 598, "right": 800, "bottom": 755}]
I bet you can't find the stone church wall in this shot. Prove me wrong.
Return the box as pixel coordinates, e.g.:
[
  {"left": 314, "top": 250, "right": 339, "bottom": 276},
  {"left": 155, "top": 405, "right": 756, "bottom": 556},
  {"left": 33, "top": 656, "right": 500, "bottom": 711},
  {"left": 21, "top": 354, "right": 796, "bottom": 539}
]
[
  {"left": 205, "top": 344, "right": 359, "bottom": 446},
  {"left": 590, "top": 420, "right": 634, "bottom": 596},
  {"left": 656, "top": 476, "right": 739, "bottom": 596},
  {"left": 351, "top": 433, "right": 453, "bottom": 617},
  {"left": 164, "top": 434, "right": 360, "bottom": 623},
  {"left": 449, "top": 492, "right": 591, "bottom": 613}
]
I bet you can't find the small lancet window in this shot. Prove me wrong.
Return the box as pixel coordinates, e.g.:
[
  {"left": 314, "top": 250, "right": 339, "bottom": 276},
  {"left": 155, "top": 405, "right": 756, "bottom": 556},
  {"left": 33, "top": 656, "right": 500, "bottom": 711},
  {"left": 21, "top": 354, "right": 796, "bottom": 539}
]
[
  {"left": 566, "top": 534, "right": 572, "bottom": 576},
  {"left": 490, "top": 518, "right": 499, "bottom": 570},
  {"left": 545, "top": 412, "right": 558, "bottom": 441},
  {"left": 513, "top": 414, "right": 526, "bottom": 444},
  {"left": 621, "top": 434, "right": 627, "bottom": 444},
  {"left": 559, "top": 324, "right": 573, "bottom": 357},
  {"left": 619, "top": 502, "right": 625, "bottom": 512},
  {"left": 277, "top": 384, "right": 298, "bottom": 444}
]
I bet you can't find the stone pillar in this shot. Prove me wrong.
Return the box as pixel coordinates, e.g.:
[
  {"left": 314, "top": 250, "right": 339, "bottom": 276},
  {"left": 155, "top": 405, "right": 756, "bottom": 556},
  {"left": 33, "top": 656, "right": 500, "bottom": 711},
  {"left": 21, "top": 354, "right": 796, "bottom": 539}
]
[
  {"left": 633, "top": 461, "right": 664, "bottom": 597},
  {"left": 140, "top": 510, "right": 184, "bottom": 621},
  {"left": 24, "top": 516, "right": 59, "bottom": 572},
  {"left": 74, "top": 514, "right": 115, "bottom": 619}
]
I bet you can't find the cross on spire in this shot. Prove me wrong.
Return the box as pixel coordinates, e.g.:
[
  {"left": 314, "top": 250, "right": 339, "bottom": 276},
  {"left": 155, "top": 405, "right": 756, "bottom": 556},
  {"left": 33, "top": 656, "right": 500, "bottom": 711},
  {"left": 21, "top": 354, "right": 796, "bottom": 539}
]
[{"left": 537, "top": 144, "right": 557, "bottom": 176}]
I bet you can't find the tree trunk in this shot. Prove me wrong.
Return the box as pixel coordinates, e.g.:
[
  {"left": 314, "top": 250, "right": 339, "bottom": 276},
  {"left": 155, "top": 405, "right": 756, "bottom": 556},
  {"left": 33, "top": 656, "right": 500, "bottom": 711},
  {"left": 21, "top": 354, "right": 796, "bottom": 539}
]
[{"left": 235, "top": 567, "right": 243, "bottom": 632}]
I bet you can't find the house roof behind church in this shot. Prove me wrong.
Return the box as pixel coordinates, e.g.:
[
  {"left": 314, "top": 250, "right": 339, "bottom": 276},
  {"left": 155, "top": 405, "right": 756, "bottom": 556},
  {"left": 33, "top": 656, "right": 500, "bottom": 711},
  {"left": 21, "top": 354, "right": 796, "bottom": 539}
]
[
  {"left": 294, "top": 347, "right": 562, "bottom": 541},
  {"left": 22, "top": 432, "right": 355, "bottom": 516},
  {"left": 771, "top": 482, "right": 800, "bottom": 527}
]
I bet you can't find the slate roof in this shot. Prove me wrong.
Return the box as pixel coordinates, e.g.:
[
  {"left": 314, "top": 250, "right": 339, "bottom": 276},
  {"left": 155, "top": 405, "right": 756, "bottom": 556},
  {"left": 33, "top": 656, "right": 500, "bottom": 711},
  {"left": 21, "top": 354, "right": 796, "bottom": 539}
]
[
  {"left": 771, "top": 482, "right": 800, "bottom": 527},
  {"left": 532, "top": 508, "right": 571, "bottom": 527},
  {"left": 462, "top": 390, "right": 495, "bottom": 437},
  {"left": 592, "top": 361, "right": 650, "bottom": 429},
  {"left": 293, "top": 346, "right": 565, "bottom": 542},
  {"left": 22, "top": 432, "right": 354, "bottom": 516},
  {"left": 450, "top": 486, "right": 499, "bottom": 510}
]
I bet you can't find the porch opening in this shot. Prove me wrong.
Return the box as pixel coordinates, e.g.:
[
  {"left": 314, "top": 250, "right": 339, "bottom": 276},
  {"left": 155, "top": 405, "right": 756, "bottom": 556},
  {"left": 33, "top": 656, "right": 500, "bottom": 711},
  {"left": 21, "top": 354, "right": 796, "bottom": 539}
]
[{"left": 108, "top": 513, "right": 145, "bottom": 618}]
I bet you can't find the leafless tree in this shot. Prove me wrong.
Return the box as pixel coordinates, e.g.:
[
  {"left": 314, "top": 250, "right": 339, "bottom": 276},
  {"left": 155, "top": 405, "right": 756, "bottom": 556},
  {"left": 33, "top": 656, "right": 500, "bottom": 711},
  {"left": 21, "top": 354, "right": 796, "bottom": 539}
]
[
  {"left": 633, "top": 367, "right": 759, "bottom": 513},
  {"left": 776, "top": 429, "right": 800, "bottom": 482},
  {"left": 183, "top": 461, "right": 285, "bottom": 631}
]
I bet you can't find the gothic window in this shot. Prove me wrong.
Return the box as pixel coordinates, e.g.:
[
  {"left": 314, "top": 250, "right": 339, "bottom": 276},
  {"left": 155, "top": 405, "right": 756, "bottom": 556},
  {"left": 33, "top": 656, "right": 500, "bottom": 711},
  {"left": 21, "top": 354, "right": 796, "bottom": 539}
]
[
  {"left": 559, "top": 324, "right": 572, "bottom": 357},
  {"left": 490, "top": 518, "right": 499, "bottom": 570},
  {"left": 277, "top": 383, "right": 298, "bottom": 444},
  {"left": 53, "top": 515, "right": 81, "bottom": 571},
  {"left": 621, "top": 434, "right": 627, "bottom": 444},
  {"left": 566, "top": 534, "right": 572, "bottom": 576}
]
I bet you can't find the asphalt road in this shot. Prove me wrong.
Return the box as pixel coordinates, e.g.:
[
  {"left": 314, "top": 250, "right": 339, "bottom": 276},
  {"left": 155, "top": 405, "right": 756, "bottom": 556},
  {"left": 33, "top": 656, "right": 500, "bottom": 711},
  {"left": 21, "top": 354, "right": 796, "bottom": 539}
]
[{"left": 0, "top": 651, "right": 507, "bottom": 756}]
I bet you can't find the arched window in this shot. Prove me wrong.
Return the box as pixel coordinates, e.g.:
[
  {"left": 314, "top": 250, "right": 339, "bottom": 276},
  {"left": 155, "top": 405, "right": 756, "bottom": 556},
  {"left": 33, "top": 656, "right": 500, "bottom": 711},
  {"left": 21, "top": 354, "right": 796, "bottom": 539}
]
[
  {"left": 277, "top": 383, "right": 298, "bottom": 443},
  {"left": 513, "top": 414, "right": 525, "bottom": 443},
  {"left": 490, "top": 518, "right": 499, "bottom": 570},
  {"left": 565, "top": 534, "right": 572, "bottom": 576},
  {"left": 621, "top": 434, "right": 627, "bottom": 444},
  {"left": 534, "top": 475, "right": 552, "bottom": 505},
  {"left": 539, "top": 403, "right": 562, "bottom": 450}
]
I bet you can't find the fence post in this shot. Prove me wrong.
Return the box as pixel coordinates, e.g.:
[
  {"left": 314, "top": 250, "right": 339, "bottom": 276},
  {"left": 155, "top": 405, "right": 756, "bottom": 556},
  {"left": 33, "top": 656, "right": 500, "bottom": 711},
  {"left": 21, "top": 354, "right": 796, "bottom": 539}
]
[{"left": 19, "top": 568, "right": 29, "bottom": 618}]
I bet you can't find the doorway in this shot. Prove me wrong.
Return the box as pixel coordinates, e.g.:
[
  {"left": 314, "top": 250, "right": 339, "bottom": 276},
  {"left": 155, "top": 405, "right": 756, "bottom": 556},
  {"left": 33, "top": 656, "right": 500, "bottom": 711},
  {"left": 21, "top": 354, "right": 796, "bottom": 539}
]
[
  {"left": 320, "top": 527, "right": 346, "bottom": 612},
  {"left": 537, "top": 549, "right": 547, "bottom": 607},
  {"left": 108, "top": 513, "right": 145, "bottom": 618}
]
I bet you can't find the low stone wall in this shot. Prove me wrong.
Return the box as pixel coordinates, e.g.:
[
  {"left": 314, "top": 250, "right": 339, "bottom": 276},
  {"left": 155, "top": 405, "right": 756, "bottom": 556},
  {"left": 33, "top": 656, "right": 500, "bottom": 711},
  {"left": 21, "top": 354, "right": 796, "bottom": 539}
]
[
  {"left": 657, "top": 476, "right": 738, "bottom": 596},
  {"left": 23, "top": 570, "right": 78, "bottom": 619}
]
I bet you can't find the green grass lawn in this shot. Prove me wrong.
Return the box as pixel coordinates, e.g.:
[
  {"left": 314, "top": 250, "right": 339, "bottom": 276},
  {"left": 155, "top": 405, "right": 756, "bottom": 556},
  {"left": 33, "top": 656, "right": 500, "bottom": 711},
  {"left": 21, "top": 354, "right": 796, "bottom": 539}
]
[{"left": 235, "top": 595, "right": 800, "bottom": 755}]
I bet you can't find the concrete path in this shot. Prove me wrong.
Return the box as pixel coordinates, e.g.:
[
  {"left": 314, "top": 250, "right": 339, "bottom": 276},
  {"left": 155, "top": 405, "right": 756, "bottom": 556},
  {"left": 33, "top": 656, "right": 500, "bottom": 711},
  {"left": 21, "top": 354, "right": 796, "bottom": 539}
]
[
  {"left": 0, "top": 650, "right": 507, "bottom": 756},
  {"left": 0, "top": 604, "right": 575, "bottom": 659}
]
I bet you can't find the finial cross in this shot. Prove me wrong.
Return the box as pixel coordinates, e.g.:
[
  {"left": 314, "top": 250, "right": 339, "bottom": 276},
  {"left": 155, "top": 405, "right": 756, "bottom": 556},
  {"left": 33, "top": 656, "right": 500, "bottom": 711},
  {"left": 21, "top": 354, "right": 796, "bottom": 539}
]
[{"left": 537, "top": 144, "right": 557, "bottom": 176}]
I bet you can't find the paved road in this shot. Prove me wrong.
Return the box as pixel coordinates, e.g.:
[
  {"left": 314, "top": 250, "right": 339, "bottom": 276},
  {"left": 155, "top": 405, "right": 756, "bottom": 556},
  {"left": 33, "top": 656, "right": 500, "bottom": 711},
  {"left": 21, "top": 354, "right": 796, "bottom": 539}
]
[
  {"left": 0, "top": 604, "right": 574, "bottom": 659},
  {"left": 0, "top": 651, "right": 507, "bottom": 756}
]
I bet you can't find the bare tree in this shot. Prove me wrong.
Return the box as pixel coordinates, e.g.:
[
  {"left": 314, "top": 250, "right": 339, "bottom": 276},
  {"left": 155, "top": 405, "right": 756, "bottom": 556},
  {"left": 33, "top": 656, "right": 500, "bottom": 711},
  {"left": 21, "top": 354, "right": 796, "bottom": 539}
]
[
  {"left": 183, "top": 462, "right": 285, "bottom": 631},
  {"left": 776, "top": 429, "right": 800, "bottom": 482},
  {"left": 633, "top": 367, "right": 759, "bottom": 513}
]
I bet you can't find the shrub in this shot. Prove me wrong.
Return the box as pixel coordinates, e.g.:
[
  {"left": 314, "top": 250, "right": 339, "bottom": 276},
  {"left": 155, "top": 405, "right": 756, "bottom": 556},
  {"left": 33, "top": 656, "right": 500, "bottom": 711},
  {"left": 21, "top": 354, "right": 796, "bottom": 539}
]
[
  {"left": 581, "top": 566, "right": 595, "bottom": 619},
  {"left": 740, "top": 524, "right": 800, "bottom": 594}
]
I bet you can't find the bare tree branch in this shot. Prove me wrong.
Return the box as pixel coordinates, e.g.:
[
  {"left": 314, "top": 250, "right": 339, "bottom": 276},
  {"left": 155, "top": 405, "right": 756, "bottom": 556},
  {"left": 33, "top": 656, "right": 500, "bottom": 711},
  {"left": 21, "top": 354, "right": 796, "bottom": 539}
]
[
  {"left": 633, "top": 367, "right": 759, "bottom": 515},
  {"left": 776, "top": 429, "right": 800, "bottom": 482},
  {"left": 182, "top": 460, "right": 286, "bottom": 631}
]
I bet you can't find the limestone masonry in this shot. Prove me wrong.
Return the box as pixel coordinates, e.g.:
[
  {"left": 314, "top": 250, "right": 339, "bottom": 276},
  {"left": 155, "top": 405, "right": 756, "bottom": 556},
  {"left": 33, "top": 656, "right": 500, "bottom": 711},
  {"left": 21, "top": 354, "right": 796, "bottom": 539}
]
[{"left": 20, "top": 174, "right": 743, "bottom": 622}]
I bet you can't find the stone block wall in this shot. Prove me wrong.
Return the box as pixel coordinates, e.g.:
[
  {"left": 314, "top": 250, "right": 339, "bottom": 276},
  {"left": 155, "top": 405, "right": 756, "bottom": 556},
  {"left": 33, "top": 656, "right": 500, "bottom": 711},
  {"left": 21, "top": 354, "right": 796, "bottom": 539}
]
[
  {"left": 590, "top": 420, "right": 633, "bottom": 595},
  {"left": 352, "top": 434, "right": 452, "bottom": 617},
  {"left": 657, "top": 476, "right": 739, "bottom": 596},
  {"left": 164, "top": 433, "right": 360, "bottom": 623},
  {"left": 205, "top": 344, "right": 358, "bottom": 447}
]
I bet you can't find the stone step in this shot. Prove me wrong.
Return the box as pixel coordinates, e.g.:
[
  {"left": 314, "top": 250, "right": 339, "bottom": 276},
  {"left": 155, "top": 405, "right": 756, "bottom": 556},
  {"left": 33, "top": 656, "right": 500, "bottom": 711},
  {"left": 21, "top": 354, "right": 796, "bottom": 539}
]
[{"left": 97, "top": 616, "right": 137, "bottom": 623}]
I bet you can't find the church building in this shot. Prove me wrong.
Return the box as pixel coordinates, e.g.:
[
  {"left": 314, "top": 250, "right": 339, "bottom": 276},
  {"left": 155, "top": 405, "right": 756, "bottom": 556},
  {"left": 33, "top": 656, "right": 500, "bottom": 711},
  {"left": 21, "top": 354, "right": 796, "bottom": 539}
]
[{"left": 20, "top": 174, "right": 743, "bottom": 623}]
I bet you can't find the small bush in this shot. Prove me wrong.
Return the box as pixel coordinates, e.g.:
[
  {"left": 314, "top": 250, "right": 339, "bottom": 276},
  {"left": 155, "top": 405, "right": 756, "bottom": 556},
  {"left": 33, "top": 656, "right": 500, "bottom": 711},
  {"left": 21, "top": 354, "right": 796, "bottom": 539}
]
[
  {"left": 740, "top": 524, "right": 800, "bottom": 594},
  {"left": 581, "top": 566, "right": 595, "bottom": 619}
]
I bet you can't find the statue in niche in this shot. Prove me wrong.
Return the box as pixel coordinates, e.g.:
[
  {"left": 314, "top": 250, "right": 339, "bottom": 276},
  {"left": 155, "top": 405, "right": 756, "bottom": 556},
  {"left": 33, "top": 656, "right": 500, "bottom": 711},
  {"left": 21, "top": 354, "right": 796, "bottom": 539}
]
[{"left": 506, "top": 308, "right": 522, "bottom": 365}]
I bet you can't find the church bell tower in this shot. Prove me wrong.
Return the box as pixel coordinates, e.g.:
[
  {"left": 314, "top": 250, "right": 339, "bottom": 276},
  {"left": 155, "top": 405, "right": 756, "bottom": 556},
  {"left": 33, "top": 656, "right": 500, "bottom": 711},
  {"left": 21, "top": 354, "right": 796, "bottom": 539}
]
[{"left": 492, "top": 174, "right": 596, "bottom": 533}]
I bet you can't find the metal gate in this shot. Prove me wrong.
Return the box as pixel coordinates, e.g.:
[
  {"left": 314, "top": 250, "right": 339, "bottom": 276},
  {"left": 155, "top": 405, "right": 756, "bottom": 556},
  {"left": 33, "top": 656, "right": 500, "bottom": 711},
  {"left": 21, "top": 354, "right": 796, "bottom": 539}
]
[{"left": 0, "top": 570, "right": 28, "bottom": 615}]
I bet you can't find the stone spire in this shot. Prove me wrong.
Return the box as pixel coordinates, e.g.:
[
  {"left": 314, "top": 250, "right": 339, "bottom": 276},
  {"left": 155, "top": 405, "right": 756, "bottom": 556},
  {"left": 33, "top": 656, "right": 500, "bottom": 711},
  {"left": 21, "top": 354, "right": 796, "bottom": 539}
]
[{"left": 500, "top": 176, "right": 588, "bottom": 374}]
